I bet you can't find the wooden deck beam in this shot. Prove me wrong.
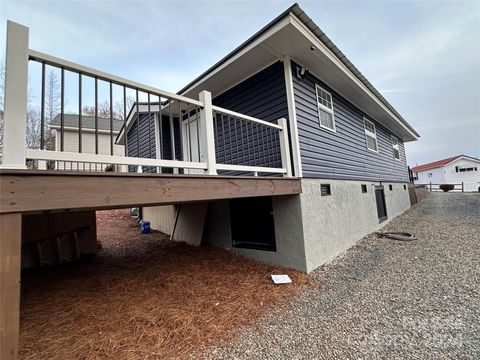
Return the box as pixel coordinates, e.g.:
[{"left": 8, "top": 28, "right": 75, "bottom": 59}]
[{"left": 0, "top": 170, "right": 301, "bottom": 214}]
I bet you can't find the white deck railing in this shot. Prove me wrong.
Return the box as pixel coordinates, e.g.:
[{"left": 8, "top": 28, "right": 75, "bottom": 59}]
[{"left": 1, "top": 21, "right": 292, "bottom": 177}]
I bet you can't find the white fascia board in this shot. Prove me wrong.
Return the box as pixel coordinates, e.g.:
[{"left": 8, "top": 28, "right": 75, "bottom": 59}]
[
  {"left": 289, "top": 14, "right": 418, "bottom": 141},
  {"left": 445, "top": 156, "right": 480, "bottom": 166},
  {"left": 179, "top": 16, "right": 291, "bottom": 97}
]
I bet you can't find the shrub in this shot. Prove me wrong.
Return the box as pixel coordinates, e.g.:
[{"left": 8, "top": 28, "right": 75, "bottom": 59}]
[{"left": 439, "top": 184, "right": 455, "bottom": 192}]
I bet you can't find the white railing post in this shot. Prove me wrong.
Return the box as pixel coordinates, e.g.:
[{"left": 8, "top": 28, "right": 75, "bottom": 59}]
[
  {"left": 199, "top": 90, "right": 217, "bottom": 175},
  {"left": 1, "top": 21, "right": 29, "bottom": 169},
  {"left": 277, "top": 118, "right": 292, "bottom": 177}
]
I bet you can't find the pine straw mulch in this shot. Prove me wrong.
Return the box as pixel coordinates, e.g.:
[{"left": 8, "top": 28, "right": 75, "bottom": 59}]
[{"left": 19, "top": 209, "right": 317, "bottom": 360}]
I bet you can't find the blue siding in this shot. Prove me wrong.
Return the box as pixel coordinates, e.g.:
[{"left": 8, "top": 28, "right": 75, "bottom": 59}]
[
  {"left": 291, "top": 61, "right": 409, "bottom": 182},
  {"left": 213, "top": 61, "right": 288, "bottom": 172},
  {"left": 126, "top": 113, "right": 181, "bottom": 173}
]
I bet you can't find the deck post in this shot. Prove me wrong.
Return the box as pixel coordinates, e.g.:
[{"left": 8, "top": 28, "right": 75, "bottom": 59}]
[
  {"left": 278, "top": 118, "right": 292, "bottom": 177},
  {"left": 0, "top": 213, "right": 22, "bottom": 360},
  {"left": 1, "top": 21, "right": 29, "bottom": 169},
  {"left": 461, "top": 182, "right": 464, "bottom": 192},
  {"left": 199, "top": 90, "right": 217, "bottom": 175}
]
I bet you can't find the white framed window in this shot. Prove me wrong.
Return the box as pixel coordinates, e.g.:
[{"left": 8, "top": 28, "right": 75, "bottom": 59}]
[
  {"left": 315, "top": 84, "right": 335, "bottom": 132},
  {"left": 363, "top": 118, "right": 378, "bottom": 152},
  {"left": 391, "top": 135, "right": 400, "bottom": 160}
]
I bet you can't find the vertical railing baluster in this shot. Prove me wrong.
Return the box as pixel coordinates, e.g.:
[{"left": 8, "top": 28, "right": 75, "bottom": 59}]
[
  {"left": 158, "top": 96, "right": 163, "bottom": 161},
  {"left": 260, "top": 123, "right": 266, "bottom": 167},
  {"left": 148, "top": 92, "right": 152, "bottom": 163},
  {"left": 94, "top": 77, "right": 98, "bottom": 155},
  {"left": 227, "top": 115, "right": 233, "bottom": 164},
  {"left": 233, "top": 117, "right": 239, "bottom": 165},
  {"left": 40, "top": 62, "right": 45, "bottom": 150},
  {"left": 218, "top": 111, "right": 224, "bottom": 164},
  {"left": 178, "top": 100, "right": 183, "bottom": 163},
  {"left": 239, "top": 120, "right": 245, "bottom": 166},
  {"left": 136, "top": 88, "right": 140, "bottom": 162},
  {"left": 109, "top": 81, "right": 113, "bottom": 156},
  {"left": 169, "top": 99, "right": 176, "bottom": 161},
  {"left": 195, "top": 105, "right": 200, "bottom": 161},
  {"left": 60, "top": 67, "right": 65, "bottom": 152},
  {"left": 187, "top": 103, "right": 192, "bottom": 161},
  {"left": 78, "top": 73, "right": 82, "bottom": 153},
  {"left": 213, "top": 111, "right": 218, "bottom": 157},
  {"left": 123, "top": 85, "right": 127, "bottom": 156}
]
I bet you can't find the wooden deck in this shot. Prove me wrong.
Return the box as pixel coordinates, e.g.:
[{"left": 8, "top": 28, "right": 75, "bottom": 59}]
[
  {"left": 0, "top": 170, "right": 301, "bottom": 359},
  {"left": 0, "top": 170, "right": 302, "bottom": 214}
]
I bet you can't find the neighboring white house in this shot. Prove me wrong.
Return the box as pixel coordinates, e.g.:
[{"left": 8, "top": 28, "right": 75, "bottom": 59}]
[
  {"left": 411, "top": 155, "right": 480, "bottom": 192},
  {"left": 50, "top": 114, "right": 124, "bottom": 170}
]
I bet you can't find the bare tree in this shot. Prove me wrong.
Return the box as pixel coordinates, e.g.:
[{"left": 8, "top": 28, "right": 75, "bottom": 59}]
[
  {"left": 44, "top": 70, "right": 60, "bottom": 150},
  {"left": 26, "top": 108, "right": 41, "bottom": 149},
  {"left": 83, "top": 96, "right": 135, "bottom": 120}
]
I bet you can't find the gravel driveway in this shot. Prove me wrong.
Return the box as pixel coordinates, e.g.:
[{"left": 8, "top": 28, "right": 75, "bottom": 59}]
[{"left": 200, "top": 193, "right": 480, "bottom": 359}]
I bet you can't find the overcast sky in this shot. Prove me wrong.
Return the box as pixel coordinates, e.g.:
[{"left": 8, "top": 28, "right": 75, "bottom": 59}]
[{"left": 1, "top": 0, "right": 479, "bottom": 166}]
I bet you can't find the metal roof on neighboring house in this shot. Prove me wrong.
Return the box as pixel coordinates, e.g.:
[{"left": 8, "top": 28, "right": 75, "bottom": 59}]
[
  {"left": 50, "top": 114, "right": 123, "bottom": 132},
  {"left": 411, "top": 155, "right": 480, "bottom": 173}
]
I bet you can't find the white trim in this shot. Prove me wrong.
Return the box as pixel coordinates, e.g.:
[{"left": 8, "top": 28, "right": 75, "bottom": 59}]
[
  {"left": 179, "top": 16, "right": 291, "bottom": 96},
  {"left": 315, "top": 84, "right": 336, "bottom": 133},
  {"left": 283, "top": 56, "right": 302, "bottom": 177},
  {"left": 363, "top": 117, "right": 379, "bottom": 153},
  {"left": 391, "top": 135, "right": 401, "bottom": 161},
  {"left": 204, "top": 59, "right": 279, "bottom": 100},
  {"left": 154, "top": 113, "right": 162, "bottom": 160},
  {"left": 444, "top": 155, "right": 480, "bottom": 166},
  {"left": 29, "top": 49, "right": 203, "bottom": 107},
  {"left": 211, "top": 105, "right": 282, "bottom": 129},
  {"left": 1, "top": 21, "right": 29, "bottom": 169},
  {"left": 26, "top": 149, "right": 208, "bottom": 170},
  {"left": 289, "top": 14, "right": 418, "bottom": 141},
  {"left": 50, "top": 126, "right": 120, "bottom": 135},
  {"left": 216, "top": 163, "right": 286, "bottom": 174}
]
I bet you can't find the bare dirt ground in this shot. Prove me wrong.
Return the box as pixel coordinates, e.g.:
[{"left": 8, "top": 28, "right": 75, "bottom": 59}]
[{"left": 19, "top": 209, "right": 313, "bottom": 360}]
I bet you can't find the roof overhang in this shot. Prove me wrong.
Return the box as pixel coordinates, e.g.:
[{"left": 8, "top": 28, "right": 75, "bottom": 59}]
[{"left": 179, "top": 5, "right": 419, "bottom": 142}]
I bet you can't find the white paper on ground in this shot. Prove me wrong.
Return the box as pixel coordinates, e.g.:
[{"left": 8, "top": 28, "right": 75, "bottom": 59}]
[{"left": 271, "top": 274, "right": 292, "bottom": 284}]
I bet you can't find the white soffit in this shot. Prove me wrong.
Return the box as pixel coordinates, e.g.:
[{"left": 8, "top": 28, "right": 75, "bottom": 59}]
[{"left": 180, "top": 14, "right": 418, "bottom": 142}]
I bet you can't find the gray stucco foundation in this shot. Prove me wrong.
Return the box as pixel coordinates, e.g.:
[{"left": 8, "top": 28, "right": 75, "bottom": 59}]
[
  {"left": 144, "top": 179, "right": 411, "bottom": 273},
  {"left": 300, "top": 179, "right": 411, "bottom": 272}
]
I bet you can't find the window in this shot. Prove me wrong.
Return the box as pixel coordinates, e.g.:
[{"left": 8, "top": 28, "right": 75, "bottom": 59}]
[
  {"left": 315, "top": 85, "right": 335, "bottom": 131},
  {"left": 321, "top": 184, "right": 331, "bottom": 196},
  {"left": 391, "top": 136, "right": 400, "bottom": 160},
  {"left": 389, "top": 184, "right": 393, "bottom": 191},
  {"left": 428, "top": 173, "right": 433, "bottom": 177},
  {"left": 363, "top": 118, "right": 378, "bottom": 152},
  {"left": 404, "top": 184, "right": 407, "bottom": 190},
  {"left": 458, "top": 167, "right": 477, "bottom": 172},
  {"left": 361, "top": 184, "right": 368, "bottom": 193}
]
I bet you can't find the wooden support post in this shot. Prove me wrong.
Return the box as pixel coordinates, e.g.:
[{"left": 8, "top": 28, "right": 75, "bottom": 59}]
[
  {"left": 0, "top": 213, "right": 22, "bottom": 360},
  {"left": 462, "top": 182, "right": 464, "bottom": 192},
  {"left": 429, "top": 182, "right": 432, "bottom": 192}
]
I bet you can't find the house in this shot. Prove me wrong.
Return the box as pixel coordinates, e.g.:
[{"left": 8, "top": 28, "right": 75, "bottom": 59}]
[
  {"left": 411, "top": 155, "right": 480, "bottom": 192},
  {"left": 50, "top": 114, "right": 124, "bottom": 170},
  {"left": 116, "top": 4, "right": 419, "bottom": 272}
]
